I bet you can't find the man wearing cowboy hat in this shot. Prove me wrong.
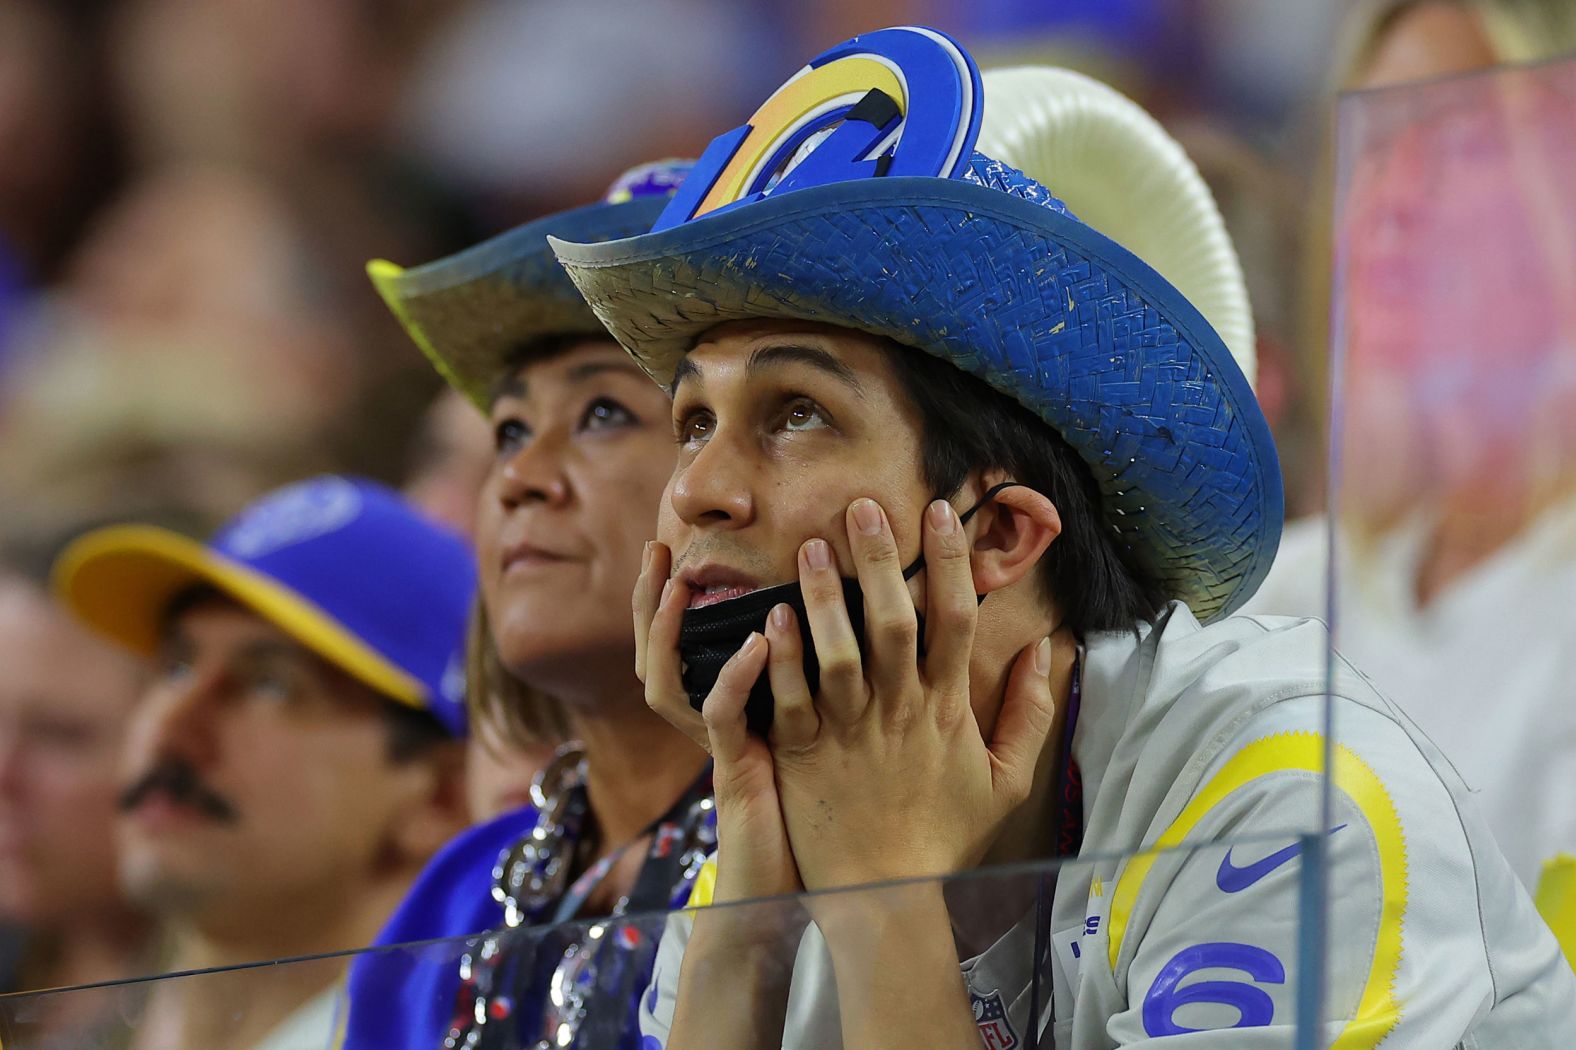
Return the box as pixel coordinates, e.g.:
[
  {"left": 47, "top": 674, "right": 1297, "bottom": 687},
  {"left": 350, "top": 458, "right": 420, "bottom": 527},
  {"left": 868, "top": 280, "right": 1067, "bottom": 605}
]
[
  {"left": 550, "top": 27, "right": 1576, "bottom": 1049},
  {"left": 52, "top": 476, "right": 475, "bottom": 1049}
]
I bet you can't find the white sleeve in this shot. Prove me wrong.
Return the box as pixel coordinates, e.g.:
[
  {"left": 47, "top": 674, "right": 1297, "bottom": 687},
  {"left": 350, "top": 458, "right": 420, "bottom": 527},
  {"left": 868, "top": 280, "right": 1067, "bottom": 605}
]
[
  {"left": 637, "top": 906, "right": 693, "bottom": 1047},
  {"left": 1103, "top": 697, "right": 1499, "bottom": 1047}
]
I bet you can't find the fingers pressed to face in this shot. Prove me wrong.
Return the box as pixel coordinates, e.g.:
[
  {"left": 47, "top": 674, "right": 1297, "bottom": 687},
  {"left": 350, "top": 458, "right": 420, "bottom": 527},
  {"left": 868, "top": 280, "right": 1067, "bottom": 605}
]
[
  {"left": 844, "top": 498, "right": 919, "bottom": 704},
  {"left": 632, "top": 540, "right": 666, "bottom": 684},
  {"left": 643, "top": 568, "right": 711, "bottom": 752},
  {"left": 919, "top": 499, "right": 977, "bottom": 694},
  {"left": 701, "top": 633, "right": 769, "bottom": 766},
  {"left": 987, "top": 635, "right": 1059, "bottom": 807},
  {"left": 796, "top": 536, "right": 866, "bottom": 721},
  {"left": 765, "top": 603, "right": 817, "bottom": 747}
]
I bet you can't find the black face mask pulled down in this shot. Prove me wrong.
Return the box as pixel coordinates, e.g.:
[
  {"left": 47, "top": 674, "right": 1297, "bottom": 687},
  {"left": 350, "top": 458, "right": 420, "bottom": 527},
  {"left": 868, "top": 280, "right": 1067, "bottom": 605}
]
[{"left": 677, "top": 483, "right": 1020, "bottom": 736}]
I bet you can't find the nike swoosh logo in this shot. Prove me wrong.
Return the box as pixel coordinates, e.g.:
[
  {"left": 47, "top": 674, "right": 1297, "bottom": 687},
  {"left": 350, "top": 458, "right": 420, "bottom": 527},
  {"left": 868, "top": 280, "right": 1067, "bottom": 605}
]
[{"left": 1216, "top": 825, "right": 1346, "bottom": 894}]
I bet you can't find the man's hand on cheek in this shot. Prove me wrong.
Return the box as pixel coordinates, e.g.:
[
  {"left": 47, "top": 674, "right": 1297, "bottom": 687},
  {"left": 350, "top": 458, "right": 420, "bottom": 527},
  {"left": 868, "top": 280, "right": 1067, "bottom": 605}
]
[
  {"left": 635, "top": 540, "right": 803, "bottom": 908},
  {"left": 764, "top": 497, "right": 1059, "bottom": 892}
]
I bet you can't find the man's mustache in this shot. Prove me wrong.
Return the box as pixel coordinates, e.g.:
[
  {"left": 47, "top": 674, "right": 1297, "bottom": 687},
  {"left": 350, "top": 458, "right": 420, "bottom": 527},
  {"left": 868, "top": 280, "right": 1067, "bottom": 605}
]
[{"left": 118, "top": 759, "right": 239, "bottom": 824}]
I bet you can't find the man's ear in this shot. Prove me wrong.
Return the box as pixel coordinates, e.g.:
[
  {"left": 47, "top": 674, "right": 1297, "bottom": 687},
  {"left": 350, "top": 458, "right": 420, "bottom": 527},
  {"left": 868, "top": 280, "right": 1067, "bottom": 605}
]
[
  {"left": 969, "top": 475, "right": 1062, "bottom": 597},
  {"left": 385, "top": 740, "right": 469, "bottom": 870}
]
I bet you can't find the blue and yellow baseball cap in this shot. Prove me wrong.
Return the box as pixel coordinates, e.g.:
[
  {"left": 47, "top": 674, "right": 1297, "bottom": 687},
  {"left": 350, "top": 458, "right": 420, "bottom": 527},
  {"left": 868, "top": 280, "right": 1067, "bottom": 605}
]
[{"left": 52, "top": 476, "right": 476, "bottom": 735}]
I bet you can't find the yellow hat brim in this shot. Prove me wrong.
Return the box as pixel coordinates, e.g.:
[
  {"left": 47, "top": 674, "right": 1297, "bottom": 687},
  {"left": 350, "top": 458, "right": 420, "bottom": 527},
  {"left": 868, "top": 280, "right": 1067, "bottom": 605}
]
[{"left": 52, "top": 525, "right": 426, "bottom": 708}]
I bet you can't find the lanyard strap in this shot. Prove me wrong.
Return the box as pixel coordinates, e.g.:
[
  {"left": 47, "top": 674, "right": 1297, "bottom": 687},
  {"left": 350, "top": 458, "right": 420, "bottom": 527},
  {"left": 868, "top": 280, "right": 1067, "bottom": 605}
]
[
  {"left": 546, "top": 763, "right": 715, "bottom": 926},
  {"left": 1029, "top": 656, "right": 1083, "bottom": 1047}
]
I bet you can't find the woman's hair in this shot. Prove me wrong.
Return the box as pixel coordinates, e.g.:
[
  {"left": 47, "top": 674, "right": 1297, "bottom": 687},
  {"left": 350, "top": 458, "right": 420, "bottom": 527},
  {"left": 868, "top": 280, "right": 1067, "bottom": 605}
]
[{"left": 464, "top": 590, "right": 571, "bottom": 752}]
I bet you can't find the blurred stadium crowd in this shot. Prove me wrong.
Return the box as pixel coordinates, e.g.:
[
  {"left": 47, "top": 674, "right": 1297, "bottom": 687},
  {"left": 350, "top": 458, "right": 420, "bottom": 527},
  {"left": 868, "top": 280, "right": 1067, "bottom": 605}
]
[{"left": 2, "top": 0, "right": 1575, "bottom": 1046}]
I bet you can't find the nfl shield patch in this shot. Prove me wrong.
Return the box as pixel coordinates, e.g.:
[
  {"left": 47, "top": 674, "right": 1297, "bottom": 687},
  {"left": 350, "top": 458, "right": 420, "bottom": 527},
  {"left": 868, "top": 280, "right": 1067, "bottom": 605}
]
[{"left": 971, "top": 988, "right": 1019, "bottom": 1050}]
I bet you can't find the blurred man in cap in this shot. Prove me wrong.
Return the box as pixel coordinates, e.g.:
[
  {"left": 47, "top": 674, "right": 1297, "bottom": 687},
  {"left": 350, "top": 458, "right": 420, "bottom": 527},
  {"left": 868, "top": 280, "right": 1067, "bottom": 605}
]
[
  {"left": 0, "top": 543, "right": 152, "bottom": 1045},
  {"left": 53, "top": 475, "right": 476, "bottom": 1050}
]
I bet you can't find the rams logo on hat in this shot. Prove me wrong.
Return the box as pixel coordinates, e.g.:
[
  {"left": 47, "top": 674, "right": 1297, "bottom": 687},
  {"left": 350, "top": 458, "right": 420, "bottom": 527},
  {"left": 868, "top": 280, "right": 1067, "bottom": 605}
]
[
  {"left": 219, "top": 477, "right": 363, "bottom": 559},
  {"left": 654, "top": 25, "right": 982, "bottom": 232}
]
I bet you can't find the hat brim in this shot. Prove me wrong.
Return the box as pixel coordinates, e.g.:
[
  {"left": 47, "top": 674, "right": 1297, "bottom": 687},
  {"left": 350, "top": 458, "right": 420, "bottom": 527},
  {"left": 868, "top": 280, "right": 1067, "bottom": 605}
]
[
  {"left": 371, "top": 195, "right": 671, "bottom": 409},
  {"left": 53, "top": 526, "right": 427, "bottom": 708},
  {"left": 551, "top": 176, "right": 1282, "bottom": 620}
]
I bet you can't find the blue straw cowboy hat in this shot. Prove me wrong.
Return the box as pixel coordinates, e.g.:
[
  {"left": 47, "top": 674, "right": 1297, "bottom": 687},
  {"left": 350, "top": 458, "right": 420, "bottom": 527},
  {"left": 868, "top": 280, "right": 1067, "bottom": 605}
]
[
  {"left": 367, "top": 160, "right": 691, "bottom": 408},
  {"left": 550, "top": 28, "right": 1281, "bottom": 620}
]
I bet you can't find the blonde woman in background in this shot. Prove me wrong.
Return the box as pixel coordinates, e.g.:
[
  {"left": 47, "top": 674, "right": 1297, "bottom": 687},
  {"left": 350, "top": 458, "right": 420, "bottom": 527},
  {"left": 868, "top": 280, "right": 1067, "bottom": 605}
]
[{"left": 1245, "top": 0, "right": 1576, "bottom": 891}]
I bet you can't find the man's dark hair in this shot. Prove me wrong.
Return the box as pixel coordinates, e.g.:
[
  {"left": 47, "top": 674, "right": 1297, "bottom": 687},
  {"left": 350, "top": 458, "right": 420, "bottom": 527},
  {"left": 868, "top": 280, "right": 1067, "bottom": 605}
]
[
  {"left": 882, "top": 344, "right": 1167, "bottom": 635},
  {"left": 161, "top": 584, "right": 453, "bottom": 763},
  {"left": 380, "top": 702, "right": 452, "bottom": 764}
]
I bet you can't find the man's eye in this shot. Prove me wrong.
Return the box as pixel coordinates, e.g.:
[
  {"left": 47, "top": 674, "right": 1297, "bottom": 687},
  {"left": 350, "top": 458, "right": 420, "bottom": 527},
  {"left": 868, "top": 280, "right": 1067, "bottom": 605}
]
[
  {"left": 581, "top": 397, "right": 636, "bottom": 431},
  {"left": 676, "top": 411, "right": 715, "bottom": 446},
  {"left": 780, "top": 398, "right": 828, "bottom": 432},
  {"left": 154, "top": 651, "right": 194, "bottom": 684},
  {"left": 242, "top": 669, "right": 299, "bottom": 704},
  {"left": 493, "top": 418, "right": 529, "bottom": 455}
]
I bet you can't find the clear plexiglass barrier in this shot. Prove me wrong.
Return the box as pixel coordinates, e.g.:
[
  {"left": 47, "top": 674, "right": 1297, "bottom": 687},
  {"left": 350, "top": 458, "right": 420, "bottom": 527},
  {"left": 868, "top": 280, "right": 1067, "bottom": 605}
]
[
  {"left": 1326, "top": 55, "right": 1576, "bottom": 965},
  {"left": 1237, "top": 53, "right": 1576, "bottom": 1050},
  {"left": 1, "top": 839, "right": 1331, "bottom": 1049}
]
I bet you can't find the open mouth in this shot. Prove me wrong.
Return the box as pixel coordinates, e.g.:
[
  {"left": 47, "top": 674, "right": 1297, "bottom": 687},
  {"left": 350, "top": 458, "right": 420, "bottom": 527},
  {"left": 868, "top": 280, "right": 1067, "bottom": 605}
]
[{"left": 687, "top": 584, "right": 758, "bottom": 609}]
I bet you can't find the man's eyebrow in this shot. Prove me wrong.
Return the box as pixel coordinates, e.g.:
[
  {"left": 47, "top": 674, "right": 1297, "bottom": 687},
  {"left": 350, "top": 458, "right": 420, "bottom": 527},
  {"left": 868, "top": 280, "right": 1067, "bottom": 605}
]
[
  {"left": 236, "top": 639, "right": 319, "bottom": 667},
  {"left": 747, "top": 343, "right": 865, "bottom": 397},
  {"left": 669, "top": 356, "right": 702, "bottom": 397},
  {"left": 669, "top": 343, "right": 866, "bottom": 398}
]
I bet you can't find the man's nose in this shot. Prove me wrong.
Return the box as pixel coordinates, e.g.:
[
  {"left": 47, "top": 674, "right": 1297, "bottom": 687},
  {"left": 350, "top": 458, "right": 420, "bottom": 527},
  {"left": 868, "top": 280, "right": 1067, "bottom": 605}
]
[
  {"left": 669, "top": 429, "right": 756, "bottom": 528},
  {"left": 136, "top": 670, "right": 224, "bottom": 771},
  {"left": 495, "top": 430, "right": 572, "bottom": 510}
]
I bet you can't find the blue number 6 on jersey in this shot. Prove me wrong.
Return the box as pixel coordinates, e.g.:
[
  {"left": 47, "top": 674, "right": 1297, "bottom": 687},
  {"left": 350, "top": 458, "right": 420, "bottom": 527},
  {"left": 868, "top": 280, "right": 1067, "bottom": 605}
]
[{"left": 1141, "top": 942, "right": 1285, "bottom": 1037}]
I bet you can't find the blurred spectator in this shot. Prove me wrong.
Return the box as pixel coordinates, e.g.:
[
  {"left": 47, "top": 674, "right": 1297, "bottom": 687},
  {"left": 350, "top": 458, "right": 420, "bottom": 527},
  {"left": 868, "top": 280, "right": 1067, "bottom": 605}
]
[
  {"left": 0, "top": 1, "right": 122, "bottom": 285},
  {"left": 1244, "top": 1, "right": 1576, "bottom": 891},
  {"left": 51, "top": 477, "right": 474, "bottom": 1049},
  {"left": 1291, "top": 0, "right": 1576, "bottom": 509},
  {"left": 0, "top": 540, "right": 152, "bottom": 1045},
  {"left": 403, "top": 387, "right": 493, "bottom": 541},
  {"left": 107, "top": 0, "right": 460, "bottom": 172},
  {"left": 393, "top": 0, "right": 768, "bottom": 221},
  {"left": 0, "top": 163, "right": 380, "bottom": 527}
]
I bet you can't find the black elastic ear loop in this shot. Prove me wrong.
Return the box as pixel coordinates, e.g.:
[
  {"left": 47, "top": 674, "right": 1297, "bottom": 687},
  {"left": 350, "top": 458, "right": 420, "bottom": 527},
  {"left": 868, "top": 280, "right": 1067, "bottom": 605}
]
[{"left": 899, "top": 481, "right": 1027, "bottom": 591}]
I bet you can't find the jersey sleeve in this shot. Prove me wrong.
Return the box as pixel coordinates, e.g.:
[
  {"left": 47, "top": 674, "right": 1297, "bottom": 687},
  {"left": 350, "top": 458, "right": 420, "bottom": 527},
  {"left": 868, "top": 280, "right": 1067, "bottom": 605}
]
[
  {"left": 1101, "top": 695, "right": 1499, "bottom": 1048},
  {"left": 636, "top": 857, "right": 711, "bottom": 1047}
]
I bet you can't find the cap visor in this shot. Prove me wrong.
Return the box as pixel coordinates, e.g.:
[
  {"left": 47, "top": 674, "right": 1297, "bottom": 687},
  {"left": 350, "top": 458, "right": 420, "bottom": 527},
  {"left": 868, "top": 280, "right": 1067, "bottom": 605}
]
[{"left": 53, "top": 525, "right": 427, "bottom": 708}]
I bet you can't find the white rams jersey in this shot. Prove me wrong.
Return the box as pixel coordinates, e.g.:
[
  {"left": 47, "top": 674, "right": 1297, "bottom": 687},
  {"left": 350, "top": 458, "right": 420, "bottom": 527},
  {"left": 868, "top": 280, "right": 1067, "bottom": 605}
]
[{"left": 639, "top": 604, "right": 1576, "bottom": 1047}]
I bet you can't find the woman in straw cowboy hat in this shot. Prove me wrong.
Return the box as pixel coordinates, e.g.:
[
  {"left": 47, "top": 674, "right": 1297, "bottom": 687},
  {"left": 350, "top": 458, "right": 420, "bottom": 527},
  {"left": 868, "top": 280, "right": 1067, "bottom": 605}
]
[
  {"left": 549, "top": 26, "right": 1576, "bottom": 1049},
  {"left": 341, "top": 162, "right": 720, "bottom": 1050}
]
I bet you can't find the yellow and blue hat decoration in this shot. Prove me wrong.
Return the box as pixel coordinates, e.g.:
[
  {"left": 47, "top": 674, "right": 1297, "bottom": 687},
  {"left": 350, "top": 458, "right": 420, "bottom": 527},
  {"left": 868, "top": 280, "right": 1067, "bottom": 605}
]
[{"left": 550, "top": 27, "right": 1282, "bottom": 620}]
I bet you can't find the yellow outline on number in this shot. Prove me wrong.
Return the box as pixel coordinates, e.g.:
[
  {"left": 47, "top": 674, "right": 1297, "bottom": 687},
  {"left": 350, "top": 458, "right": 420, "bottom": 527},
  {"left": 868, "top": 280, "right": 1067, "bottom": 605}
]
[{"left": 1106, "top": 732, "right": 1408, "bottom": 1049}]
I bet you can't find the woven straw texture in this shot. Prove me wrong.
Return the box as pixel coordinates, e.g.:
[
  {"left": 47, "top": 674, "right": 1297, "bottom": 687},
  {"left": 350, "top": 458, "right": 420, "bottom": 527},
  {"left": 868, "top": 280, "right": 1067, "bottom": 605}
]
[
  {"left": 976, "top": 66, "right": 1255, "bottom": 382},
  {"left": 370, "top": 196, "right": 668, "bottom": 408},
  {"left": 552, "top": 157, "right": 1282, "bottom": 619}
]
